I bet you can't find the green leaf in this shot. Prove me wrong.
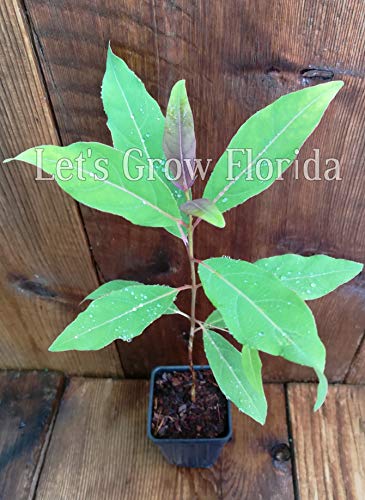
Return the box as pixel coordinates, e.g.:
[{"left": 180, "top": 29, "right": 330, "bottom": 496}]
[
  {"left": 314, "top": 369, "right": 328, "bottom": 411},
  {"left": 83, "top": 279, "right": 142, "bottom": 302},
  {"left": 101, "top": 45, "right": 187, "bottom": 238},
  {"left": 203, "top": 82, "right": 343, "bottom": 212},
  {"left": 205, "top": 309, "right": 227, "bottom": 330},
  {"left": 164, "top": 218, "right": 188, "bottom": 239},
  {"left": 102, "top": 43, "right": 165, "bottom": 163},
  {"left": 6, "top": 142, "right": 181, "bottom": 229},
  {"left": 206, "top": 305, "right": 327, "bottom": 410},
  {"left": 203, "top": 329, "right": 267, "bottom": 424},
  {"left": 241, "top": 346, "right": 263, "bottom": 394},
  {"left": 207, "top": 307, "right": 327, "bottom": 409},
  {"left": 163, "top": 80, "right": 196, "bottom": 191},
  {"left": 256, "top": 254, "right": 363, "bottom": 300},
  {"left": 85, "top": 282, "right": 182, "bottom": 317},
  {"left": 49, "top": 284, "right": 178, "bottom": 351},
  {"left": 164, "top": 304, "right": 182, "bottom": 315},
  {"left": 180, "top": 198, "right": 225, "bottom": 228},
  {"left": 198, "top": 257, "right": 326, "bottom": 372}
]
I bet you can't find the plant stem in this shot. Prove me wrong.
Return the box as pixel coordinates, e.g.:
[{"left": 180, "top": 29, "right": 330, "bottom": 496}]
[{"left": 186, "top": 190, "right": 197, "bottom": 402}]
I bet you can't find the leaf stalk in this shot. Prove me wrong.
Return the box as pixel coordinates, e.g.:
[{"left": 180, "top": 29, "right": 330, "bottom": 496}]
[{"left": 186, "top": 190, "right": 197, "bottom": 402}]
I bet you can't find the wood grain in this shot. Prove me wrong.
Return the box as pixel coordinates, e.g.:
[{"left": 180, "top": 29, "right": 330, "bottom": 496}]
[
  {"left": 221, "top": 384, "right": 294, "bottom": 499},
  {"left": 288, "top": 384, "right": 365, "bottom": 500},
  {"left": 23, "top": 0, "right": 365, "bottom": 378},
  {"left": 35, "top": 379, "right": 293, "bottom": 499},
  {"left": 0, "top": 0, "right": 122, "bottom": 375},
  {"left": 0, "top": 370, "right": 64, "bottom": 500},
  {"left": 2, "top": 377, "right": 362, "bottom": 498},
  {"left": 35, "top": 378, "right": 221, "bottom": 500},
  {"left": 346, "top": 333, "right": 365, "bottom": 383}
]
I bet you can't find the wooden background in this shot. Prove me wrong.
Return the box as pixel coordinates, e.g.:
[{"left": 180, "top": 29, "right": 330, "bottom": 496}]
[{"left": 0, "top": 0, "right": 364, "bottom": 381}]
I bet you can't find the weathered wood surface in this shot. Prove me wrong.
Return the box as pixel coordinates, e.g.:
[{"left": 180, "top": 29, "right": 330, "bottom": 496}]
[
  {"left": 346, "top": 335, "right": 365, "bottom": 383},
  {"left": 36, "top": 379, "right": 220, "bottom": 499},
  {"left": 36, "top": 379, "right": 292, "bottom": 499},
  {"left": 221, "top": 384, "right": 293, "bottom": 499},
  {"left": 288, "top": 384, "right": 365, "bottom": 500},
  {"left": 0, "top": 0, "right": 122, "bottom": 375},
  {"left": 22, "top": 0, "right": 365, "bottom": 379},
  {"left": 1, "top": 376, "right": 362, "bottom": 499},
  {"left": 0, "top": 371, "right": 64, "bottom": 500}
]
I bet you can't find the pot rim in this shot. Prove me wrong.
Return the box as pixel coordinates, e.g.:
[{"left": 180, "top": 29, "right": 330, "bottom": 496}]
[{"left": 147, "top": 364, "right": 233, "bottom": 444}]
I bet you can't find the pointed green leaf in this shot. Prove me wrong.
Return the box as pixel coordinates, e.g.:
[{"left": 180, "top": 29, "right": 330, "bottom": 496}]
[
  {"left": 198, "top": 258, "right": 326, "bottom": 374},
  {"left": 204, "top": 82, "right": 343, "bottom": 212},
  {"left": 101, "top": 45, "right": 188, "bottom": 239},
  {"left": 314, "top": 369, "right": 328, "bottom": 411},
  {"left": 6, "top": 142, "right": 182, "bottom": 229},
  {"left": 256, "top": 254, "right": 363, "bottom": 300},
  {"left": 102, "top": 43, "right": 164, "bottom": 162},
  {"left": 180, "top": 198, "right": 225, "bottom": 228},
  {"left": 206, "top": 307, "right": 327, "bottom": 409},
  {"left": 49, "top": 285, "right": 178, "bottom": 351},
  {"left": 206, "top": 307, "right": 328, "bottom": 409},
  {"left": 241, "top": 346, "right": 263, "bottom": 394},
  {"left": 163, "top": 80, "right": 196, "bottom": 190},
  {"left": 203, "top": 329, "right": 267, "bottom": 424},
  {"left": 83, "top": 279, "right": 142, "bottom": 302}
]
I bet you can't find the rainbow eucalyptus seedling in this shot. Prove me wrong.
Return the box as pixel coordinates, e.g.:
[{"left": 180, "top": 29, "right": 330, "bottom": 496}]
[{"left": 5, "top": 45, "right": 362, "bottom": 425}]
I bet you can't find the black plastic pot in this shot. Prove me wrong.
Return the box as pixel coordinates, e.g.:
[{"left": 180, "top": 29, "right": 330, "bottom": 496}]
[{"left": 147, "top": 365, "right": 233, "bottom": 468}]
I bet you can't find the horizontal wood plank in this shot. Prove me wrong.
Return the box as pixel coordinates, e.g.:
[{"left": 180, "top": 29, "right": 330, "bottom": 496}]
[
  {"left": 2, "top": 377, "right": 360, "bottom": 499},
  {"left": 36, "top": 380, "right": 293, "bottom": 499},
  {"left": 288, "top": 384, "right": 365, "bottom": 500},
  {"left": 0, "top": 371, "right": 64, "bottom": 500}
]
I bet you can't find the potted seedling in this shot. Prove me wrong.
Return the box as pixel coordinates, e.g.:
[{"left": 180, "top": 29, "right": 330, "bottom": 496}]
[{"left": 5, "top": 45, "right": 363, "bottom": 468}]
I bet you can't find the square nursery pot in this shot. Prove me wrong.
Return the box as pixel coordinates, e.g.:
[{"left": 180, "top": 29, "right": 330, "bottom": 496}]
[{"left": 147, "top": 365, "right": 233, "bottom": 468}]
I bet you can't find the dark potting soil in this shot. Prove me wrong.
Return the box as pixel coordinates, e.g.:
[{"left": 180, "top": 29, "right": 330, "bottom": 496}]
[{"left": 151, "top": 369, "right": 228, "bottom": 439}]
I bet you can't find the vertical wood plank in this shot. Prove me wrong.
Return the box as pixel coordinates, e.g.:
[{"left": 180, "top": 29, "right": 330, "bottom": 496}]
[
  {"left": 24, "top": 0, "right": 365, "bottom": 378},
  {"left": 288, "top": 384, "right": 365, "bottom": 499},
  {"left": 0, "top": 371, "right": 64, "bottom": 500},
  {"left": 346, "top": 334, "right": 365, "bottom": 383},
  {"left": 0, "top": 0, "right": 122, "bottom": 375}
]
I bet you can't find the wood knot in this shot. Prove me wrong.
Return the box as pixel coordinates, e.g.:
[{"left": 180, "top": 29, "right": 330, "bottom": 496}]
[
  {"left": 9, "top": 273, "right": 57, "bottom": 299},
  {"left": 271, "top": 443, "right": 291, "bottom": 462},
  {"left": 300, "top": 67, "right": 334, "bottom": 82}
]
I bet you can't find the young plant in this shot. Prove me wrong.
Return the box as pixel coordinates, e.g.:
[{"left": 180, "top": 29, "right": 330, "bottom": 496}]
[{"left": 5, "top": 45, "right": 362, "bottom": 425}]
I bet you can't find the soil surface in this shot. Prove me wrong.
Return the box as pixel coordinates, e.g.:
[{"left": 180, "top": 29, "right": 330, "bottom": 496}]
[{"left": 151, "top": 369, "right": 228, "bottom": 439}]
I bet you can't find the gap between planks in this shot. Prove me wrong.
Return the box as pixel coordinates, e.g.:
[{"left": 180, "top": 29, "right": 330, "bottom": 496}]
[
  {"left": 1, "top": 373, "right": 363, "bottom": 499},
  {"left": 35, "top": 379, "right": 293, "bottom": 500},
  {"left": 0, "top": 371, "right": 65, "bottom": 500}
]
